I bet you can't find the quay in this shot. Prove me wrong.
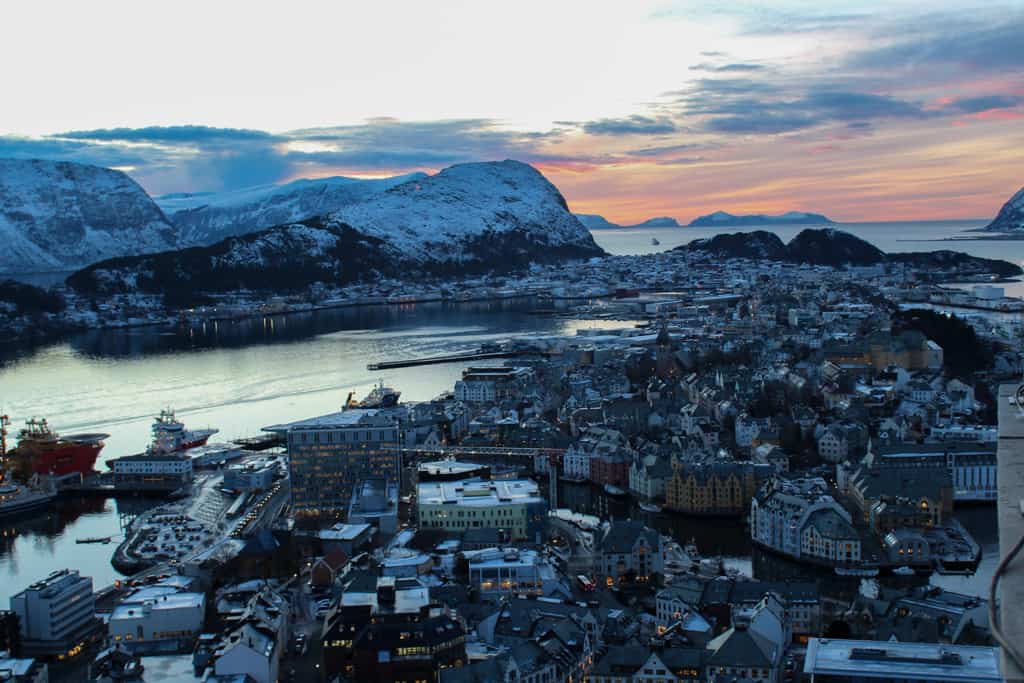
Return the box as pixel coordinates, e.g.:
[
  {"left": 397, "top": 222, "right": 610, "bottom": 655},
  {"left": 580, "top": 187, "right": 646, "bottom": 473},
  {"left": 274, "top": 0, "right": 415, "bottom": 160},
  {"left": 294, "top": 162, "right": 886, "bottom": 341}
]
[{"left": 367, "top": 350, "right": 526, "bottom": 371}]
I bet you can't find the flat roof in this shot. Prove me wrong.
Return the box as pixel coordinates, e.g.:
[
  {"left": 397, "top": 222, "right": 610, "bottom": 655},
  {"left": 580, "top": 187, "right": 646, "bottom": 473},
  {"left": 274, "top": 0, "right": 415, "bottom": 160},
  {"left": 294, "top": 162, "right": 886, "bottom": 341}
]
[
  {"left": 417, "top": 478, "right": 543, "bottom": 507},
  {"left": 263, "top": 407, "right": 401, "bottom": 433},
  {"left": 111, "top": 593, "right": 205, "bottom": 620},
  {"left": 803, "top": 638, "right": 1002, "bottom": 682}
]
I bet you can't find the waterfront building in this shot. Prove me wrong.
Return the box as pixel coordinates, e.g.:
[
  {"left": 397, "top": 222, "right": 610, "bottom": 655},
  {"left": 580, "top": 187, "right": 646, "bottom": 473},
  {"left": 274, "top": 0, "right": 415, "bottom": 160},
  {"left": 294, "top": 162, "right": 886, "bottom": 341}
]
[
  {"left": 750, "top": 477, "right": 857, "bottom": 563},
  {"left": 111, "top": 454, "right": 193, "bottom": 491},
  {"left": 629, "top": 454, "right": 672, "bottom": 500},
  {"left": 10, "top": 569, "right": 96, "bottom": 655},
  {"left": 265, "top": 407, "right": 403, "bottom": 520},
  {"left": 597, "top": 520, "right": 664, "bottom": 584},
  {"left": 665, "top": 461, "right": 771, "bottom": 516},
  {"left": 800, "top": 509, "right": 862, "bottom": 564},
  {"left": 802, "top": 638, "right": 1002, "bottom": 682},
  {"left": 453, "top": 366, "right": 532, "bottom": 403},
  {"left": 418, "top": 478, "right": 545, "bottom": 541},
  {"left": 467, "top": 547, "right": 559, "bottom": 596},
  {"left": 847, "top": 465, "right": 953, "bottom": 531},
  {"left": 869, "top": 441, "right": 997, "bottom": 502}
]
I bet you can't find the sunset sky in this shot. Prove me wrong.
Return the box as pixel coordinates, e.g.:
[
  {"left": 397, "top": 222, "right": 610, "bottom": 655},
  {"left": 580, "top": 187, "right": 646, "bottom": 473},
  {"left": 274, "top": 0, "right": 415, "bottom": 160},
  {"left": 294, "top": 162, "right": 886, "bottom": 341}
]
[{"left": 2, "top": 0, "right": 1022, "bottom": 223}]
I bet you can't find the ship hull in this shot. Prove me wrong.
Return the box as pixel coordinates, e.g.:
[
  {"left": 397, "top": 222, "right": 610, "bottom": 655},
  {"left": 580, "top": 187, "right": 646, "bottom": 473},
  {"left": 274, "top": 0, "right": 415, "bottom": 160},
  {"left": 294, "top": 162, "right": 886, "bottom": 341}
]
[{"left": 15, "top": 441, "right": 104, "bottom": 477}]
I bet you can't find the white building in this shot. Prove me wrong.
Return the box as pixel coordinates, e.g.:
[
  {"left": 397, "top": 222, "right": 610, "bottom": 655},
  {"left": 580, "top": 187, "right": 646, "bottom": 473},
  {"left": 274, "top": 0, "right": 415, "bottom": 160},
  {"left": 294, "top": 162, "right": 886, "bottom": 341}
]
[
  {"left": 214, "top": 623, "right": 280, "bottom": 683},
  {"left": 223, "top": 458, "right": 277, "bottom": 492},
  {"left": 112, "top": 454, "right": 193, "bottom": 490},
  {"left": 750, "top": 477, "right": 857, "bottom": 563},
  {"left": 562, "top": 444, "right": 592, "bottom": 481},
  {"left": 872, "top": 442, "right": 998, "bottom": 502},
  {"left": 10, "top": 569, "right": 95, "bottom": 646},
  {"left": 453, "top": 367, "right": 532, "bottom": 403},
  {"left": 109, "top": 592, "right": 206, "bottom": 648},
  {"left": 467, "top": 548, "right": 560, "bottom": 596},
  {"left": 418, "top": 478, "right": 546, "bottom": 541}
]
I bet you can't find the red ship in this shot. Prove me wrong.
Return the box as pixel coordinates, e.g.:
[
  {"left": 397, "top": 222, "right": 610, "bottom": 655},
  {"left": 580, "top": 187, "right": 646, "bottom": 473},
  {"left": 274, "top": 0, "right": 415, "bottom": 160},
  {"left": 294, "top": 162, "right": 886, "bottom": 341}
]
[{"left": 2, "top": 417, "right": 109, "bottom": 477}]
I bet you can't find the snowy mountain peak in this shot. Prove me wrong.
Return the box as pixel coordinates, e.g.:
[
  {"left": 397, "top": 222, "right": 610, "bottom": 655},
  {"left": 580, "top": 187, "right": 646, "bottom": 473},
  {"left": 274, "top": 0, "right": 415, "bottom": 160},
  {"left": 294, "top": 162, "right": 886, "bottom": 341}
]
[
  {"left": 159, "top": 171, "right": 431, "bottom": 245},
  {"left": 983, "top": 186, "right": 1024, "bottom": 232},
  {"left": 0, "top": 158, "right": 179, "bottom": 274}
]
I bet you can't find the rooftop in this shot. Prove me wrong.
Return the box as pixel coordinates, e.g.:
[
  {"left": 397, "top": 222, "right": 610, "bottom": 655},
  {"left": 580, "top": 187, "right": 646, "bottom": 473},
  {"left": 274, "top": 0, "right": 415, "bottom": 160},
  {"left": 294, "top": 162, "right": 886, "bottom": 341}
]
[
  {"left": 803, "top": 638, "right": 1002, "bottom": 682},
  {"left": 263, "top": 407, "right": 402, "bottom": 432},
  {"left": 418, "top": 478, "right": 543, "bottom": 507}
]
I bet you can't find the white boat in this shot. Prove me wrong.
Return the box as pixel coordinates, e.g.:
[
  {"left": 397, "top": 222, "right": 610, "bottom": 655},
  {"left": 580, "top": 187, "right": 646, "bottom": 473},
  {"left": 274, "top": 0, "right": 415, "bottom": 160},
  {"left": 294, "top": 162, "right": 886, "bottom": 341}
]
[
  {"left": 603, "top": 484, "right": 627, "bottom": 497},
  {"left": 638, "top": 502, "right": 662, "bottom": 513},
  {"left": 892, "top": 566, "right": 916, "bottom": 576}
]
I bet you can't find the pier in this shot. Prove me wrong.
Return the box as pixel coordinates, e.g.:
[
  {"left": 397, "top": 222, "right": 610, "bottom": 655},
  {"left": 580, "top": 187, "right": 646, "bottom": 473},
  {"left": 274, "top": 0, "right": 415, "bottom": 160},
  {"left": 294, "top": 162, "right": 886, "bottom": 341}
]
[{"left": 367, "top": 350, "right": 525, "bottom": 371}]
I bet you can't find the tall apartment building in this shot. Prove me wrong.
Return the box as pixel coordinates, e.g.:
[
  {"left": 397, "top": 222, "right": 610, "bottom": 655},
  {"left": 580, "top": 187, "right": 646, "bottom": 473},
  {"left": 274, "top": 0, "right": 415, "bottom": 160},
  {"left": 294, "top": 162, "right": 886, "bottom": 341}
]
[
  {"left": 10, "top": 569, "right": 95, "bottom": 653},
  {"left": 265, "top": 407, "right": 403, "bottom": 521}
]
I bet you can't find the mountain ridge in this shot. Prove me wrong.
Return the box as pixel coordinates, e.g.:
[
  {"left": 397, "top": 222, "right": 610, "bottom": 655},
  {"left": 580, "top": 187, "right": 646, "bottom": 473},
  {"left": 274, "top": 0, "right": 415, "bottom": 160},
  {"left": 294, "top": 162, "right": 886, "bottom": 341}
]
[
  {"left": 0, "top": 158, "right": 180, "bottom": 274},
  {"left": 688, "top": 210, "right": 834, "bottom": 227}
]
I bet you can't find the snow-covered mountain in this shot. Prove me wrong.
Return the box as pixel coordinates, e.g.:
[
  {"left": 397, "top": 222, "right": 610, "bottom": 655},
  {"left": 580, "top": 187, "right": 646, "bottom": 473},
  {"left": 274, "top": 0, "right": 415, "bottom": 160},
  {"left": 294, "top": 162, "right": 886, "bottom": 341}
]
[
  {"left": 0, "top": 159, "right": 179, "bottom": 274},
  {"left": 688, "top": 210, "right": 833, "bottom": 227},
  {"left": 576, "top": 213, "right": 620, "bottom": 229},
  {"left": 69, "top": 160, "right": 605, "bottom": 297},
  {"left": 982, "top": 186, "right": 1024, "bottom": 232},
  {"left": 157, "top": 172, "right": 429, "bottom": 244},
  {"left": 330, "top": 160, "right": 599, "bottom": 263},
  {"left": 575, "top": 214, "right": 681, "bottom": 229}
]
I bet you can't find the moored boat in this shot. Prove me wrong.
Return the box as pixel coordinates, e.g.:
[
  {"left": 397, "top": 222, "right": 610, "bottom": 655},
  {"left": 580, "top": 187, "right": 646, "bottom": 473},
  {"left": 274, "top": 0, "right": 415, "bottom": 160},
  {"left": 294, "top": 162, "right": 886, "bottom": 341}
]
[
  {"left": 0, "top": 480, "right": 56, "bottom": 517},
  {"left": 603, "top": 483, "right": 627, "bottom": 497},
  {"left": 6, "top": 417, "right": 108, "bottom": 477},
  {"left": 638, "top": 501, "right": 662, "bottom": 513}
]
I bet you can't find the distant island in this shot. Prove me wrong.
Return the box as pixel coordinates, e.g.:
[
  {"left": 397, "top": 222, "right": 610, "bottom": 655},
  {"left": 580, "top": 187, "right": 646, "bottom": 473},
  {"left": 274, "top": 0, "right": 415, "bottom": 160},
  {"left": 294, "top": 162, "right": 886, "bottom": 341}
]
[
  {"left": 687, "top": 210, "right": 834, "bottom": 227},
  {"left": 576, "top": 214, "right": 681, "bottom": 229}
]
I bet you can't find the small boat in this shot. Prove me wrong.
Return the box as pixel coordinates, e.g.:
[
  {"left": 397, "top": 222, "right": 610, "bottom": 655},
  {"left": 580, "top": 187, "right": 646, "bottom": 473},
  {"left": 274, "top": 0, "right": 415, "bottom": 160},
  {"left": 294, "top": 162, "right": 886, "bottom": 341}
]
[
  {"left": 651, "top": 237, "right": 660, "bottom": 245},
  {"left": 638, "top": 502, "right": 662, "bottom": 513},
  {"left": 76, "top": 536, "right": 113, "bottom": 544},
  {"left": 603, "top": 484, "right": 627, "bottom": 497},
  {"left": 892, "top": 565, "right": 916, "bottom": 576}
]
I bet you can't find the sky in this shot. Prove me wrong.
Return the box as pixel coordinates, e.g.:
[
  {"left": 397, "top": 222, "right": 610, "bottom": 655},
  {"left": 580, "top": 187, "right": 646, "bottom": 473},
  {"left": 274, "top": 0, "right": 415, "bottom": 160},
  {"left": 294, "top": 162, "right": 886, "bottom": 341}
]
[{"left": 1, "top": 0, "right": 1022, "bottom": 223}]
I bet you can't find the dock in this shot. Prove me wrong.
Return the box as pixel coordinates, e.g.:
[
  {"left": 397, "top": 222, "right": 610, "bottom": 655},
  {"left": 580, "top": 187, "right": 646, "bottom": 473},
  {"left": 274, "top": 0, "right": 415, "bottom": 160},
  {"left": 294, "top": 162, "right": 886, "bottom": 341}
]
[{"left": 367, "top": 350, "right": 523, "bottom": 371}]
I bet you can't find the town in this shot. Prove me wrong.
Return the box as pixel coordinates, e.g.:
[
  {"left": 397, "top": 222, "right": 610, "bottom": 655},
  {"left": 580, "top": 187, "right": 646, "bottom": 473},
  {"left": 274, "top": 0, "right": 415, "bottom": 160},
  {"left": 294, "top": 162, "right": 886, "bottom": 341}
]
[{"left": 0, "top": 241, "right": 1020, "bottom": 683}]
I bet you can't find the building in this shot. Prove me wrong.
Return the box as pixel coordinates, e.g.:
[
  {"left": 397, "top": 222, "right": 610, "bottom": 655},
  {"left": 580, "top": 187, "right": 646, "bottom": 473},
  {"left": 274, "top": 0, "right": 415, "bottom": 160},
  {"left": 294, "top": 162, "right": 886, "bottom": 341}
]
[
  {"left": 588, "top": 646, "right": 705, "bottom": 683},
  {"left": 10, "top": 569, "right": 96, "bottom": 655},
  {"left": 0, "top": 654, "right": 47, "bottom": 683},
  {"left": 802, "top": 638, "right": 1002, "bottom": 682},
  {"left": 665, "top": 461, "right": 771, "bottom": 516},
  {"left": 750, "top": 477, "right": 859, "bottom": 565},
  {"left": 223, "top": 458, "right": 278, "bottom": 492},
  {"left": 453, "top": 366, "right": 532, "bottom": 403},
  {"left": 629, "top": 455, "right": 672, "bottom": 501},
  {"left": 351, "top": 610, "right": 465, "bottom": 683},
  {"left": 213, "top": 622, "right": 280, "bottom": 683},
  {"left": 322, "top": 573, "right": 465, "bottom": 681},
  {"left": 870, "top": 441, "right": 997, "bottom": 502},
  {"left": 417, "top": 460, "right": 491, "bottom": 483},
  {"left": 597, "top": 520, "right": 664, "bottom": 584},
  {"left": 800, "top": 509, "right": 862, "bottom": 564},
  {"left": 110, "top": 455, "right": 193, "bottom": 491},
  {"left": 467, "top": 548, "right": 560, "bottom": 597},
  {"left": 847, "top": 465, "right": 953, "bottom": 531},
  {"left": 108, "top": 591, "right": 206, "bottom": 652},
  {"left": 705, "top": 595, "right": 788, "bottom": 683},
  {"left": 417, "top": 478, "right": 546, "bottom": 542},
  {"left": 347, "top": 477, "right": 399, "bottom": 535},
  {"left": 265, "top": 407, "right": 403, "bottom": 520}
]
